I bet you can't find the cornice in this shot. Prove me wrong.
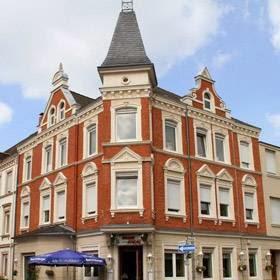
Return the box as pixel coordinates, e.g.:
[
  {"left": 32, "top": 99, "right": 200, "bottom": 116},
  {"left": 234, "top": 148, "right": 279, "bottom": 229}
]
[
  {"left": 0, "top": 156, "right": 17, "bottom": 171},
  {"left": 152, "top": 96, "right": 186, "bottom": 116},
  {"left": 100, "top": 87, "right": 151, "bottom": 100},
  {"left": 78, "top": 102, "right": 103, "bottom": 123}
]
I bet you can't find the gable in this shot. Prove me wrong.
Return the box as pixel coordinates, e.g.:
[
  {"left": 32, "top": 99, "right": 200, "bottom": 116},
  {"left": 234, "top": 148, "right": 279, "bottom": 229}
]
[
  {"left": 196, "top": 164, "right": 215, "bottom": 178},
  {"left": 111, "top": 147, "right": 142, "bottom": 163},
  {"left": 54, "top": 172, "right": 67, "bottom": 186},
  {"left": 39, "top": 178, "right": 52, "bottom": 191},
  {"left": 216, "top": 168, "right": 233, "bottom": 182}
]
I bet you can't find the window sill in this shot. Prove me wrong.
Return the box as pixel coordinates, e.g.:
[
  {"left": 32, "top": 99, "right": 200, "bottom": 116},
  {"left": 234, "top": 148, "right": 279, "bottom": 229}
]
[
  {"left": 245, "top": 221, "right": 260, "bottom": 228},
  {"left": 271, "top": 224, "right": 280, "bottom": 228},
  {"left": 163, "top": 148, "right": 183, "bottom": 156},
  {"left": 267, "top": 173, "right": 280, "bottom": 179},
  {"left": 218, "top": 218, "right": 236, "bottom": 226},
  {"left": 54, "top": 220, "right": 66, "bottom": 225},
  {"left": 110, "top": 208, "right": 144, "bottom": 218},
  {"left": 165, "top": 213, "right": 187, "bottom": 223},
  {"left": 20, "top": 227, "right": 29, "bottom": 232},
  {"left": 82, "top": 215, "right": 98, "bottom": 223},
  {"left": 104, "top": 140, "right": 149, "bottom": 147},
  {"left": 198, "top": 216, "right": 218, "bottom": 225},
  {"left": 1, "top": 234, "right": 10, "bottom": 239},
  {"left": 39, "top": 222, "right": 51, "bottom": 227}
]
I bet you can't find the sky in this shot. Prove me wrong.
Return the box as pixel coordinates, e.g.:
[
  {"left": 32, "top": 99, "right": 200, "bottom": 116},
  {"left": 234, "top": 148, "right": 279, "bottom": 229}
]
[{"left": 0, "top": 0, "right": 280, "bottom": 151}]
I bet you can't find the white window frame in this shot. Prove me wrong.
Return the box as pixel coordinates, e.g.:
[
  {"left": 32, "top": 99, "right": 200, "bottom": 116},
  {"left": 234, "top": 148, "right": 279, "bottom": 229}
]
[
  {"left": 164, "top": 249, "right": 186, "bottom": 279},
  {"left": 203, "top": 90, "right": 215, "bottom": 112},
  {"left": 1, "top": 253, "right": 9, "bottom": 278},
  {"left": 23, "top": 151, "right": 33, "bottom": 183},
  {"left": 41, "top": 139, "right": 54, "bottom": 174},
  {"left": 82, "top": 163, "right": 98, "bottom": 220},
  {"left": 270, "top": 197, "right": 280, "bottom": 226},
  {"left": 221, "top": 248, "right": 234, "bottom": 280},
  {"left": 197, "top": 165, "right": 216, "bottom": 220},
  {"left": 194, "top": 121, "right": 213, "bottom": 160},
  {"left": 265, "top": 149, "right": 277, "bottom": 174},
  {"left": 83, "top": 117, "right": 98, "bottom": 159},
  {"left": 110, "top": 147, "right": 144, "bottom": 216},
  {"left": 164, "top": 159, "right": 186, "bottom": 219},
  {"left": 55, "top": 131, "right": 69, "bottom": 169},
  {"left": 213, "top": 127, "right": 230, "bottom": 164},
  {"left": 248, "top": 249, "right": 259, "bottom": 279},
  {"left": 5, "top": 169, "right": 13, "bottom": 194},
  {"left": 20, "top": 186, "right": 30, "bottom": 230},
  {"left": 57, "top": 99, "right": 66, "bottom": 121},
  {"left": 238, "top": 135, "right": 254, "bottom": 170},
  {"left": 53, "top": 173, "right": 67, "bottom": 223},
  {"left": 111, "top": 102, "right": 142, "bottom": 143},
  {"left": 202, "top": 248, "right": 215, "bottom": 280},
  {"left": 2, "top": 205, "right": 11, "bottom": 236},
  {"left": 242, "top": 175, "right": 259, "bottom": 225},
  {"left": 48, "top": 105, "right": 56, "bottom": 127},
  {"left": 39, "top": 178, "right": 52, "bottom": 225}
]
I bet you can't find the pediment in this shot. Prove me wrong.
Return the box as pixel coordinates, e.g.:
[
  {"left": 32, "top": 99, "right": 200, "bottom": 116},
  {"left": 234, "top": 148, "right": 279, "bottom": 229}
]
[
  {"left": 111, "top": 147, "right": 142, "bottom": 163},
  {"left": 165, "top": 158, "right": 184, "bottom": 173},
  {"left": 216, "top": 169, "right": 233, "bottom": 182},
  {"left": 196, "top": 164, "right": 215, "bottom": 178},
  {"left": 21, "top": 186, "right": 30, "bottom": 197},
  {"left": 39, "top": 178, "right": 52, "bottom": 191},
  {"left": 242, "top": 174, "right": 257, "bottom": 187},
  {"left": 82, "top": 162, "right": 97, "bottom": 177},
  {"left": 54, "top": 172, "right": 67, "bottom": 186}
]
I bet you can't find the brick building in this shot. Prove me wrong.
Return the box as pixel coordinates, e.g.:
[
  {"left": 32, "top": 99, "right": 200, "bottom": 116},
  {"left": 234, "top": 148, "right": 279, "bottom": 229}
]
[{"left": 1, "top": 2, "right": 279, "bottom": 280}]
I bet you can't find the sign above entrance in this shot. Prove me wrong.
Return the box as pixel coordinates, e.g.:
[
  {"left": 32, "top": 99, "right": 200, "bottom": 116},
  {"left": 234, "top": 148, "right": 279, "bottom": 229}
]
[
  {"left": 178, "top": 244, "right": 196, "bottom": 254},
  {"left": 115, "top": 235, "right": 144, "bottom": 246}
]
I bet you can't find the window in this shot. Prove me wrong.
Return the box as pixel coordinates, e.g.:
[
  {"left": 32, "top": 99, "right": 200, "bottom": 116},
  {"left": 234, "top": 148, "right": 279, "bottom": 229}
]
[
  {"left": 44, "top": 145, "right": 52, "bottom": 173},
  {"left": 197, "top": 128, "right": 207, "bottom": 157},
  {"left": 245, "top": 192, "right": 254, "bottom": 221},
  {"left": 165, "top": 120, "right": 177, "bottom": 151},
  {"left": 83, "top": 251, "right": 100, "bottom": 278},
  {"left": 200, "top": 184, "right": 211, "bottom": 216},
  {"left": 116, "top": 172, "right": 138, "bottom": 209},
  {"left": 41, "top": 195, "right": 50, "bottom": 224},
  {"left": 48, "top": 107, "right": 56, "bottom": 126},
  {"left": 58, "top": 101, "right": 65, "bottom": 121},
  {"left": 5, "top": 171, "right": 12, "bottom": 193},
  {"left": 203, "top": 252, "right": 213, "bottom": 278},
  {"left": 219, "top": 188, "right": 230, "bottom": 218},
  {"left": 164, "top": 251, "right": 185, "bottom": 279},
  {"left": 167, "top": 179, "right": 181, "bottom": 213},
  {"left": 87, "top": 124, "right": 97, "bottom": 156},
  {"left": 215, "top": 134, "right": 225, "bottom": 162},
  {"left": 270, "top": 197, "right": 280, "bottom": 225},
  {"left": 25, "top": 156, "right": 32, "bottom": 181},
  {"left": 248, "top": 251, "right": 257, "bottom": 277},
  {"left": 58, "top": 138, "right": 67, "bottom": 167},
  {"left": 22, "top": 201, "right": 30, "bottom": 228},
  {"left": 85, "top": 182, "right": 97, "bottom": 216},
  {"left": 266, "top": 150, "right": 276, "bottom": 174},
  {"left": 56, "top": 190, "right": 66, "bottom": 221},
  {"left": 222, "top": 250, "right": 232, "bottom": 278},
  {"left": 116, "top": 108, "right": 137, "bottom": 141},
  {"left": 3, "top": 208, "right": 10, "bottom": 235},
  {"left": 240, "top": 141, "right": 250, "bottom": 169},
  {"left": 204, "top": 92, "right": 212, "bottom": 110},
  {"left": 1, "top": 253, "right": 8, "bottom": 278}
]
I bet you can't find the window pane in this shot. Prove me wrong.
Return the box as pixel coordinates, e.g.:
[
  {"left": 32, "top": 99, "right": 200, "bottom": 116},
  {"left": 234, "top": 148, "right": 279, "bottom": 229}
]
[
  {"left": 176, "top": 254, "right": 185, "bottom": 277},
  {"left": 57, "top": 191, "right": 66, "bottom": 219},
  {"left": 266, "top": 150, "right": 276, "bottom": 173},
  {"left": 249, "top": 253, "right": 257, "bottom": 277},
  {"left": 167, "top": 179, "right": 180, "bottom": 212},
  {"left": 116, "top": 172, "right": 137, "bottom": 208},
  {"left": 203, "top": 253, "right": 212, "bottom": 278},
  {"left": 59, "top": 139, "right": 67, "bottom": 166},
  {"left": 164, "top": 253, "right": 173, "bottom": 277},
  {"left": 222, "top": 252, "right": 232, "bottom": 278},
  {"left": 165, "top": 120, "right": 177, "bottom": 151},
  {"left": 200, "top": 185, "right": 211, "bottom": 215},
  {"left": 219, "top": 188, "right": 229, "bottom": 217},
  {"left": 6, "top": 172, "right": 12, "bottom": 192},
  {"left": 215, "top": 134, "right": 225, "bottom": 161},
  {"left": 271, "top": 198, "right": 280, "bottom": 224},
  {"left": 86, "top": 182, "right": 96, "bottom": 215},
  {"left": 245, "top": 193, "right": 254, "bottom": 220},
  {"left": 116, "top": 109, "right": 136, "bottom": 140},
  {"left": 88, "top": 125, "right": 96, "bottom": 155},
  {"left": 45, "top": 146, "right": 52, "bottom": 172},
  {"left": 197, "top": 129, "right": 207, "bottom": 157},
  {"left": 240, "top": 141, "right": 250, "bottom": 168}
]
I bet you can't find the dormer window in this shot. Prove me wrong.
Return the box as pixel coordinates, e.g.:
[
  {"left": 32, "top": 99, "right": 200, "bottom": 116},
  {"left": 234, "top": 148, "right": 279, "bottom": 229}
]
[
  {"left": 58, "top": 101, "right": 65, "bottom": 121},
  {"left": 204, "top": 92, "right": 212, "bottom": 111},
  {"left": 48, "top": 107, "right": 56, "bottom": 127}
]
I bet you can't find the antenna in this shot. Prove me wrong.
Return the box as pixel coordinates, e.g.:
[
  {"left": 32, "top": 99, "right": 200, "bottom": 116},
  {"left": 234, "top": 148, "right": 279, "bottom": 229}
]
[{"left": 122, "top": 0, "right": 133, "bottom": 12}]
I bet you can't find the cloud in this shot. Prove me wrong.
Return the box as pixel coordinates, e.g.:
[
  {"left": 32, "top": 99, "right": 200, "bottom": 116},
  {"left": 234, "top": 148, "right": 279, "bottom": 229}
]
[
  {"left": 0, "top": 102, "right": 13, "bottom": 125},
  {"left": 268, "top": 0, "right": 280, "bottom": 51},
  {"left": 267, "top": 113, "right": 280, "bottom": 135},
  {"left": 212, "top": 51, "right": 234, "bottom": 69},
  {"left": 0, "top": 0, "right": 230, "bottom": 99}
]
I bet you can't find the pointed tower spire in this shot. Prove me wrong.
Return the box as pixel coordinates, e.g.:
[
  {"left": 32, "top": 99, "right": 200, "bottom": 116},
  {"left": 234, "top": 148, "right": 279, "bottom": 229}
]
[
  {"left": 195, "top": 67, "right": 215, "bottom": 83},
  {"left": 52, "top": 62, "right": 69, "bottom": 89}
]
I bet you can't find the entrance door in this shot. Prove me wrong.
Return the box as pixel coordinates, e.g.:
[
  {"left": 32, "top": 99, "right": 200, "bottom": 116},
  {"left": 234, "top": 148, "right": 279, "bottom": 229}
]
[
  {"left": 271, "top": 251, "right": 278, "bottom": 280},
  {"left": 119, "top": 246, "right": 143, "bottom": 280},
  {"left": 23, "top": 254, "right": 36, "bottom": 280}
]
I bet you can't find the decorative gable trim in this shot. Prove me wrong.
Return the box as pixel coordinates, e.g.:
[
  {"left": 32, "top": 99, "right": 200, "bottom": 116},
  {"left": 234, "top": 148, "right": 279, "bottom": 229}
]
[
  {"left": 111, "top": 147, "right": 142, "bottom": 164},
  {"left": 54, "top": 172, "right": 67, "bottom": 186},
  {"left": 242, "top": 174, "right": 257, "bottom": 187},
  {"left": 82, "top": 162, "right": 98, "bottom": 178},
  {"left": 164, "top": 158, "right": 185, "bottom": 173},
  {"left": 196, "top": 164, "right": 215, "bottom": 178},
  {"left": 39, "top": 178, "right": 52, "bottom": 191},
  {"left": 216, "top": 168, "right": 233, "bottom": 182}
]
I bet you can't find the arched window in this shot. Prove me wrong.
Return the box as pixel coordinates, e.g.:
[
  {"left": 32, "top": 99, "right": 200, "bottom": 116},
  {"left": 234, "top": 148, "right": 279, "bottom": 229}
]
[
  {"left": 48, "top": 107, "right": 56, "bottom": 127},
  {"left": 58, "top": 100, "right": 65, "bottom": 121},
  {"left": 204, "top": 92, "right": 212, "bottom": 110}
]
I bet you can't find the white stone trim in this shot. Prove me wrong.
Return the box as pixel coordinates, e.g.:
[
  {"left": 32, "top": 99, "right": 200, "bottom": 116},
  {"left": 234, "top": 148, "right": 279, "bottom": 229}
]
[
  {"left": 53, "top": 172, "right": 67, "bottom": 223},
  {"left": 238, "top": 134, "right": 255, "bottom": 171},
  {"left": 20, "top": 186, "right": 30, "bottom": 230},
  {"left": 212, "top": 126, "right": 231, "bottom": 164},
  {"left": 83, "top": 116, "right": 98, "bottom": 160},
  {"left": 55, "top": 130, "right": 69, "bottom": 169},
  {"left": 41, "top": 138, "right": 54, "bottom": 175},
  {"left": 22, "top": 150, "right": 33, "bottom": 183}
]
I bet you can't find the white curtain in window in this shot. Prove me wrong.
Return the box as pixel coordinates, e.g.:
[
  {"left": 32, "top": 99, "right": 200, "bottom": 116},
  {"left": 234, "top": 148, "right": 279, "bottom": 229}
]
[
  {"left": 245, "top": 193, "right": 254, "bottom": 209},
  {"left": 200, "top": 185, "right": 211, "bottom": 202},
  {"left": 271, "top": 198, "right": 280, "bottom": 224},
  {"left": 42, "top": 195, "right": 50, "bottom": 211},
  {"left": 57, "top": 191, "right": 65, "bottom": 219},
  {"left": 219, "top": 188, "right": 230, "bottom": 204},
  {"left": 23, "top": 202, "right": 29, "bottom": 216},
  {"left": 266, "top": 150, "right": 276, "bottom": 173},
  {"left": 167, "top": 179, "right": 180, "bottom": 211},
  {"left": 86, "top": 182, "right": 96, "bottom": 214}
]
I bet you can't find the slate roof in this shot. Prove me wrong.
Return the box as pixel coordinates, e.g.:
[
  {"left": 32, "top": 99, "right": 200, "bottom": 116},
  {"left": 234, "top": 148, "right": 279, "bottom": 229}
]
[
  {"left": 101, "top": 11, "right": 152, "bottom": 68},
  {"left": 15, "top": 224, "right": 75, "bottom": 239},
  {"left": 70, "top": 91, "right": 96, "bottom": 109}
]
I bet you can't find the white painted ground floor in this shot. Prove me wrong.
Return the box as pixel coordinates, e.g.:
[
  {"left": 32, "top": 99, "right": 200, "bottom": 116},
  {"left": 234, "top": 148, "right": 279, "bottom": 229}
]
[
  {"left": 12, "top": 229, "right": 280, "bottom": 280},
  {"left": 0, "top": 244, "right": 13, "bottom": 279}
]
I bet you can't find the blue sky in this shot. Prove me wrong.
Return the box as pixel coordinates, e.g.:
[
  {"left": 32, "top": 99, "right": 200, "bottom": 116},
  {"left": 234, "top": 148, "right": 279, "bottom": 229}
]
[{"left": 0, "top": 0, "right": 279, "bottom": 151}]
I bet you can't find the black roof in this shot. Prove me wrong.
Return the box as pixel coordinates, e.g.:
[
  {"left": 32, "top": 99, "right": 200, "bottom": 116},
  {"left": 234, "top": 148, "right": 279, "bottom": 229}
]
[
  {"left": 101, "top": 11, "right": 152, "bottom": 68},
  {"left": 70, "top": 91, "right": 96, "bottom": 109}
]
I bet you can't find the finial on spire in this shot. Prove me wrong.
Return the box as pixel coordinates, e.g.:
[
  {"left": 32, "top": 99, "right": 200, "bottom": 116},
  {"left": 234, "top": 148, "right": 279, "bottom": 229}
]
[
  {"left": 122, "top": 0, "right": 133, "bottom": 12},
  {"left": 52, "top": 62, "right": 69, "bottom": 89}
]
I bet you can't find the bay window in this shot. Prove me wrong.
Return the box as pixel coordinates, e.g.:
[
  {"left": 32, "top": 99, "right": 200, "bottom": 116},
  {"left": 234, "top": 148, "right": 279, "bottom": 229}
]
[{"left": 116, "top": 107, "right": 137, "bottom": 141}]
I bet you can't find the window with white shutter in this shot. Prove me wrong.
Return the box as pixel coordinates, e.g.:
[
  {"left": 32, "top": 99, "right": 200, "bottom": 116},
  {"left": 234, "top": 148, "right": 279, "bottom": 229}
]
[
  {"left": 56, "top": 190, "right": 66, "bottom": 221},
  {"left": 240, "top": 141, "right": 250, "bottom": 169},
  {"left": 219, "top": 188, "right": 230, "bottom": 217},
  {"left": 167, "top": 179, "right": 181, "bottom": 213},
  {"left": 200, "top": 184, "right": 211, "bottom": 216},
  {"left": 245, "top": 192, "right": 254, "bottom": 220},
  {"left": 22, "top": 201, "right": 30, "bottom": 228},
  {"left": 86, "top": 182, "right": 97, "bottom": 216},
  {"left": 270, "top": 197, "right": 280, "bottom": 225},
  {"left": 266, "top": 150, "right": 276, "bottom": 174},
  {"left": 165, "top": 120, "right": 177, "bottom": 152},
  {"left": 42, "top": 195, "right": 50, "bottom": 224}
]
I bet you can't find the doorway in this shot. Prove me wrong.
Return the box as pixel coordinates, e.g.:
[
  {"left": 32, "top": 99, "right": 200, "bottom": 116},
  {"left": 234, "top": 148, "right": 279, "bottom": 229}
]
[
  {"left": 119, "top": 246, "right": 143, "bottom": 280},
  {"left": 271, "top": 250, "right": 278, "bottom": 280}
]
